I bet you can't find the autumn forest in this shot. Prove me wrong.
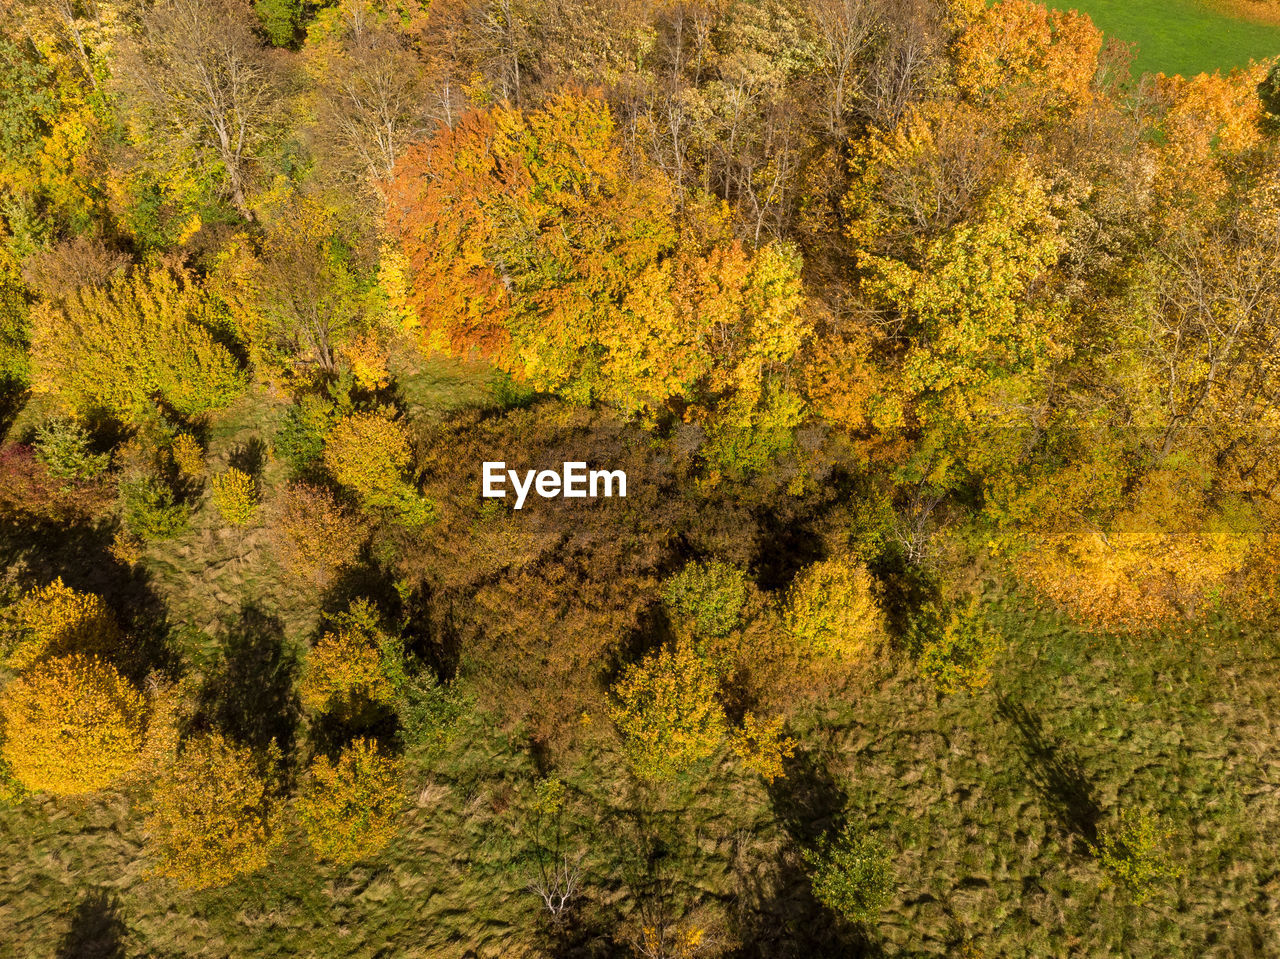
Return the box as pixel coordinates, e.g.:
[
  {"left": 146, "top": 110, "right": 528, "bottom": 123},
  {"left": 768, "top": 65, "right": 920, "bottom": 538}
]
[{"left": 2, "top": 0, "right": 1280, "bottom": 955}]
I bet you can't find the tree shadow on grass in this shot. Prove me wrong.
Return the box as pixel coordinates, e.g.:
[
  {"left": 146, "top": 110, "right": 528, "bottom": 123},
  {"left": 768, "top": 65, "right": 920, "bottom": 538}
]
[
  {"left": 997, "top": 693, "right": 1103, "bottom": 847},
  {"left": 194, "top": 603, "right": 300, "bottom": 761},
  {"left": 727, "top": 747, "right": 884, "bottom": 959},
  {"left": 56, "top": 889, "right": 126, "bottom": 959}
]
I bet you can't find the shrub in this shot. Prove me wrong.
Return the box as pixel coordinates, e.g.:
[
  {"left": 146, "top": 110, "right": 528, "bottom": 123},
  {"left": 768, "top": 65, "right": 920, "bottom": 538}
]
[
  {"left": 610, "top": 643, "right": 726, "bottom": 781},
  {"left": 324, "top": 410, "right": 412, "bottom": 503},
  {"left": 119, "top": 476, "right": 189, "bottom": 540},
  {"left": 1090, "top": 808, "right": 1181, "bottom": 904},
  {"left": 210, "top": 467, "right": 258, "bottom": 526},
  {"left": 909, "top": 600, "right": 1001, "bottom": 694},
  {"left": 274, "top": 393, "right": 338, "bottom": 474},
  {"left": 730, "top": 712, "right": 796, "bottom": 784},
  {"left": 144, "top": 733, "right": 281, "bottom": 888},
  {"left": 805, "top": 825, "right": 894, "bottom": 925},
  {"left": 32, "top": 417, "right": 109, "bottom": 479},
  {"left": 299, "top": 600, "right": 399, "bottom": 717},
  {"left": 270, "top": 482, "right": 369, "bottom": 585},
  {"left": 4, "top": 577, "right": 122, "bottom": 671},
  {"left": 29, "top": 268, "right": 245, "bottom": 420},
  {"left": 662, "top": 561, "right": 749, "bottom": 640},
  {"left": 296, "top": 738, "right": 403, "bottom": 865},
  {"left": 339, "top": 330, "right": 390, "bottom": 391},
  {"left": 0, "top": 654, "right": 146, "bottom": 795},
  {"left": 786, "top": 557, "right": 883, "bottom": 664},
  {"left": 170, "top": 433, "right": 205, "bottom": 479}
]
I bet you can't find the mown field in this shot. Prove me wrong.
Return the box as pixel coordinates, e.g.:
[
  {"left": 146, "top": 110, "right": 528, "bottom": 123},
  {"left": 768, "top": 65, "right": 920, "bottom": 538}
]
[
  {"left": 1051, "top": 0, "right": 1280, "bottom": 76},
  {"left": 2, "top": 359, "right": 1280, "bottom": 958}
]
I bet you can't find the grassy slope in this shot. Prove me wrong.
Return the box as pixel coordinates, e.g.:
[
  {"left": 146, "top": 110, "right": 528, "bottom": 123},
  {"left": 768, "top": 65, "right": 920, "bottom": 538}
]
[
  {"left": 1051, "top": 0, "right": 1280, "bottom": 77},
  {"left": 4, "top": 559, "right": 1280, "bottom": 954}
]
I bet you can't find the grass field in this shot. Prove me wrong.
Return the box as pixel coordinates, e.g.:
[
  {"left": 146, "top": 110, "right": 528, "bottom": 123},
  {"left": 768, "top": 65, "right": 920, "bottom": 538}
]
[
  {"left": 1051, "top": 0, "right": 1280, "bottom": 77},
  {"left": 4, "top": 523, "right": 1280, "bottom": 955}
]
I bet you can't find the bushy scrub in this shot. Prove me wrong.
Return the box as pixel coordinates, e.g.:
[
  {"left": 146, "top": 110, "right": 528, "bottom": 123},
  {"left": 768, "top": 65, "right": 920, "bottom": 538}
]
[
  {"left": 730, "top": 712, "right": 796, "bottom": 784},
  {"left": 786, "top": 557, "right": 884, "bottom": 665},
  {"left": 170, "top": 433, "right": 205, "bottom": 479},
  {"left": 296, "top": 738, "right": 403, "bottom": 865},
  {"left": 274, "top": 393, "right": 338, "bottom": 474},
  {"left": 805, "top": 825, "right": 894, "bottom": 925},
  {"left": 33, "top": 417, "right": 108, "bottom": 479},
  {"left": 323, "top": 408, "right": 432, "bottom": 525},
  {"left": 269, "top": 482, "right": 368, "bottom": 585},
  {"left": 299, "top": 600, "right": 399, "bottom": 719},
  {"left": 1090, "top": 808, "right": 1181, "bottom": 903},
  {"left": 662, "top": 560, "right": 749, "bottom": 640},
  {"left": 4, "top": 577, "right": 122, "bottom": 670},
  {"left": 144, "top": 733, "right": 282, "bottom": 888},
  {"left": 119, "top": 476, "right": 189, "bottom": 540},
  {"left": 210, "top": 467, "right": 258, "bottom": 526},
  {"left": 908, "top": 599, "right": 1001, "bottom": 694},
  {"left": 0, "top": 654, "right": 146, "bottom": 795},
  {"left": 610, "top": 642, "right": 726, "bottom": 781}
]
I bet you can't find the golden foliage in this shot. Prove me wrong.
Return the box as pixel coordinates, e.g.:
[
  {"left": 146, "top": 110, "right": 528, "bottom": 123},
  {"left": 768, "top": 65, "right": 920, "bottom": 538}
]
[
  {"left": 786, "top": 558, "right": 883, "bottom": 664},
  {"left": 324, "top": 410, "right": 413, "bottom": 503},
  {"left": 954, "top": 0, "right": 1103, "bottom": 118},
  {"left": 144, "top": 733, "right": 281, "bottom": 889},
  {"left": 339, "top": 330, "right": 391, "bottom": 391},
  {"left": 610, "top": 643, "right": 726, "bottom": 781},
  {"left": 730, "top": 713, "right": 796, "bottom": 784},
  {"left": 0, "top": 655, "right": 146, "bottom": 795},
  {"left": 170, "top": 434, "right": 206, "bottom": 479},
  {"left": 296, "top": 738, "right": 403, "bottom": 865},
  {"left": 5, "top": 577, "right": 122, "bottom": 671},
  {"left": 270, "top": 482, "right": 369, "bottom": 585},
  {"left": 28, "top": 268, "right": 245, "bottom": 419},
  {"left": 210, "top": 467, "right": 259, "bottom": 526},
  {"left": 300, "top": 603, "right": 397, "bottom": 716}
]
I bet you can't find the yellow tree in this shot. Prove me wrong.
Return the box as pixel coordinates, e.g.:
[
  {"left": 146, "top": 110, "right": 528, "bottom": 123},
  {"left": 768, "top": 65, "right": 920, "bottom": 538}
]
[
  {"left": 0, "top": 655, "right": 146, "bottom": 795},
  {"left": 144, "top": 733, "right": 282, "bottom": 888},
  {"left": 5, "top": 577, "right": 122, "bottom": 670},
  {"left": 296, "top": 738, "right": 403, "bottom": 865},
  {"left": 610, "top": 642, "right": 726, "bottom": 782}
]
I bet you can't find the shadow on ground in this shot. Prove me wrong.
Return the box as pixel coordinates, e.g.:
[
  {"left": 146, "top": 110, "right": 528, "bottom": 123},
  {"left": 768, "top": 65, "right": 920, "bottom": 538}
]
[
  {"left": 56, "top": 889, "right": 127, "bottom": 959},
  {"left": 998, "top": 692, "right": 1103, "bottom": 847}
]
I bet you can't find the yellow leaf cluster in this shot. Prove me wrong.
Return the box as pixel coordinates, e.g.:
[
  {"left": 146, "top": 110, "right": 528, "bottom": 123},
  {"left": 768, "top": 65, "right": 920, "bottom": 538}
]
[
  {"left": 170, "top": 434, "right": 205, "bottom": 479},
  {"left": 0, "top": 655, "right": 146, "bottom": 795},
  {"left": 324, "top": 410, "right": 413, "bottom": 503},
  {"left": 300, "top": 626, "right": 396, "bottom": 716},
  {"left": 296, "top": 738, "right": 403, "bottom": 865},
  {"left": 210, "top": 467, "right": 259, "bottom": 526},
  {"left": 786, "top": 558, "right": 883, "bottom": 665},
  {"left": 6, "top": 577, "right": 122, "bottom": 671},
  {"left": 145, "top": 733, "right": 281, "bottom": 889},
  {"left": 730, "top": 713, "right": 796, "bottom": 784},
  {"left": 610, "top": 643, "right": 726, "bottom": 782}
]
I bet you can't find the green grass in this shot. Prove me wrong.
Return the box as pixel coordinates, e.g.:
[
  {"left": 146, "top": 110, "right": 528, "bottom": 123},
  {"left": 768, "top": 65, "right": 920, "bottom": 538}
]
[
  {"left": 1051, "top": 0, "right": 1280, "bottom": 77},
  {"left": 5, "top": 581, "right": 1280, "bottom": 955}
]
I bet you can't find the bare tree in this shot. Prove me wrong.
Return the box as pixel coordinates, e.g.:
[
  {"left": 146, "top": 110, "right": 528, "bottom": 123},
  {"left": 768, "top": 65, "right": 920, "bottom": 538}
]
[
  {"left": 122, "top": 0, "right": 278, "bottom": 218},
  {"left": 316, "top": 27, "right": 437, "bottom": 201},
  {"left": 808, "top": 0, "right": 882, "bottom": 136}
]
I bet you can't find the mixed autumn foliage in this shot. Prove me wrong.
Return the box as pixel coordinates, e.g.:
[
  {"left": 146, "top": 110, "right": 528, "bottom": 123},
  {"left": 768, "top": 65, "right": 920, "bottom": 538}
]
[{"left": 2, "top": 0, "right": 1280, "bottom": 952}]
